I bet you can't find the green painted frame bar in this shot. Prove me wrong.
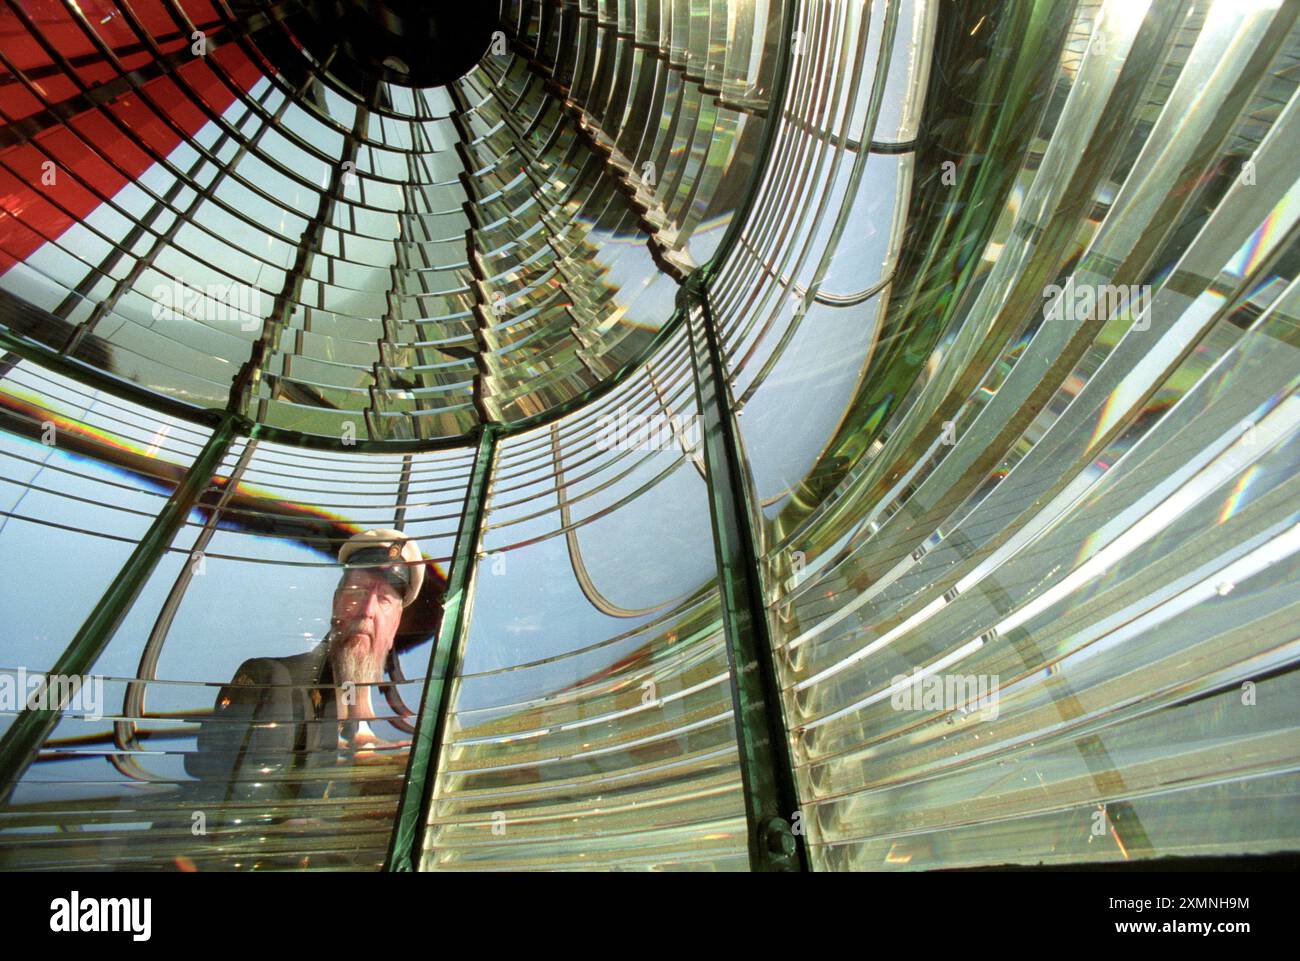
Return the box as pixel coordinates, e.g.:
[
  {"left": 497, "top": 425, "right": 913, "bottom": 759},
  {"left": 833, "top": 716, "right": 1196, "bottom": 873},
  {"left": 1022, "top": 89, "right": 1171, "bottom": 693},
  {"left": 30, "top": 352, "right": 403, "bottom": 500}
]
[
  {"left": 680, "top": 276, "right": 807, "bottom": 872},
  {"left": 385, "top": 423, "right": 498, "bottom": 871},
  {"left": 0, "top": 410, "right": 244, "bottom": 805}
]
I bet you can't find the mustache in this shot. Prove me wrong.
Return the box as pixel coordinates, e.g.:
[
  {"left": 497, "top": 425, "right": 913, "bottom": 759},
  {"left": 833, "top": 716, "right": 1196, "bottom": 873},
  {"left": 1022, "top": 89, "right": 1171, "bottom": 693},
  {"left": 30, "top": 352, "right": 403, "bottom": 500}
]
[{"left": 331, "top": 615, "right": 377, "bottom": 636}]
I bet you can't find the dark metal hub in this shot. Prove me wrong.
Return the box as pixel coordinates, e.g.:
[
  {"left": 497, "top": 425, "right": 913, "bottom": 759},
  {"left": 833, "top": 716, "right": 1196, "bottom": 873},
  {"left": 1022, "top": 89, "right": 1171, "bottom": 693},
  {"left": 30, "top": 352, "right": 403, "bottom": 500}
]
[{"left": 281, "top": 1, "right": 500, "bottom": 89}]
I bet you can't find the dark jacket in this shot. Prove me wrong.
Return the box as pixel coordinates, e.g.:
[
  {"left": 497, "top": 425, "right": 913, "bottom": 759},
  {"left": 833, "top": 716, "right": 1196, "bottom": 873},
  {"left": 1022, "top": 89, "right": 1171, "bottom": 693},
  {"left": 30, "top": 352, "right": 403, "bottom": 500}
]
[{"left": 185, "top": 643, "right": 343, "bottom": 808}]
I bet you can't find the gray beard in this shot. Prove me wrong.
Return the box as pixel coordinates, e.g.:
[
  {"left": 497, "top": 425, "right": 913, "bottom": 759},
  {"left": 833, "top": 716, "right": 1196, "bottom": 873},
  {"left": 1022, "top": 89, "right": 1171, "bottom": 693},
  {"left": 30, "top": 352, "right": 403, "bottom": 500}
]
[{"left": 329, "top": 633, "right": 383, "bottom": 686}]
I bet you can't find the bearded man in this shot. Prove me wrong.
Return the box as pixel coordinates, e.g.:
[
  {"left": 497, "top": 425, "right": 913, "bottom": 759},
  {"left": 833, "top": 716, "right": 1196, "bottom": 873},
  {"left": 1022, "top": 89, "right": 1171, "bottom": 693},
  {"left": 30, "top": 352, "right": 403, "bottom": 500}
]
[{"left": 184, "top": 529, "right": 423, "bottom": 807}]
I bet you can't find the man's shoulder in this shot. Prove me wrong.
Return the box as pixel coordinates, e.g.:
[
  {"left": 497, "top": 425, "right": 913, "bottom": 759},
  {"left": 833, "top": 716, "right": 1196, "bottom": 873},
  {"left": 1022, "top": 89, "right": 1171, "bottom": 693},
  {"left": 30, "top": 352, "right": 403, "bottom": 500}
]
[{"left": 230, "top": 646, "right": 327, "bottom": 688}]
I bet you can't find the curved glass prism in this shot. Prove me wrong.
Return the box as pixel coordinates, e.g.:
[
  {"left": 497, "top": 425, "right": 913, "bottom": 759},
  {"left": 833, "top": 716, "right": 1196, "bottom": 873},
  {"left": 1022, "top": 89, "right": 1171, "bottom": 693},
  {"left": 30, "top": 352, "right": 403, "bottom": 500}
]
[{"left": 0, "top": 0, "right": 1296, "bottom": 872}]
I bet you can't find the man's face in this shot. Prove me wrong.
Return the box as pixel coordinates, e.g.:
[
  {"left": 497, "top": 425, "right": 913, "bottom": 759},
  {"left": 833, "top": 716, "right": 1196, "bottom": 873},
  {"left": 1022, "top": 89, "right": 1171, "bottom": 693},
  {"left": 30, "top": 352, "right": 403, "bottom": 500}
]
[{"left": 328, "top": 568, "right": 403, "bottom": 684}]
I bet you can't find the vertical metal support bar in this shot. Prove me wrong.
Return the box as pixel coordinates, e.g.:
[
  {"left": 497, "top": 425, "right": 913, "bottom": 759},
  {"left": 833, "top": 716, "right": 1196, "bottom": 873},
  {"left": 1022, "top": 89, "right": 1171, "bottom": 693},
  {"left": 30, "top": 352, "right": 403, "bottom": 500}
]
[
  {"left": 393, "top": 453, "right": 413, "bottom": 530},
  {"left": 0, "top": 412, "right": 242, "bottom": 805},
  {"left": 680, "top": 278, "right": 807, "bottom": 872},
  {"left": 386, "top": 424, "right": 498, "bottom": 871},
  {"left": 696, "top": 0, "right": 797, "bottom": 289}
]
